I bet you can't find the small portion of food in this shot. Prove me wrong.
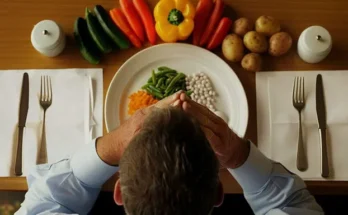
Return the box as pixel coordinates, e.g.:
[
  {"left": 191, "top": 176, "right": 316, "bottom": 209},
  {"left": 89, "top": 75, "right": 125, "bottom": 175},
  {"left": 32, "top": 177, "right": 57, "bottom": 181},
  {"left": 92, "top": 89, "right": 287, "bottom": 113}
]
[
  {"left": 142, "top": 67, "right": 189, "bottom": 99},
  {"left": 255, "top": 15, "right": 281, "bottom": 36},
  {"left": 186, "top": 72, "right": 216, "bottom": 111},
  {"left": 241, "top": 53, "right": 262, "bottom": 72},
  {"left": 269, "top": 32, "right": 292, "bottom": 56},
  {"left": 233, "top": 17, "right": 253, "bottom": 37},
  {"left": 154, "top": 0, "right": 195, "bottom": 42},
  {"left": 207, "top": 17, "right": 233, "bottom": 50},
  {"left": 128, "top": 90, "right": 158, "bottom": 115},
  {"left": 222, "top": 34, "right": 244, "bottom": 62},
  {"left": 243, "top": 31, "right": 268, "bottom": 53}
]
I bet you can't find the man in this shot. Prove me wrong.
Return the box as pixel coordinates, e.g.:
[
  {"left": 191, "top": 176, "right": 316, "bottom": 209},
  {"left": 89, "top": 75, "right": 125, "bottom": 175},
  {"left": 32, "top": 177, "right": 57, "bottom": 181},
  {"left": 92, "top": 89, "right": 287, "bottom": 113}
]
[{"left": 16, "top": 92, "right": 323, "bottom": 215}]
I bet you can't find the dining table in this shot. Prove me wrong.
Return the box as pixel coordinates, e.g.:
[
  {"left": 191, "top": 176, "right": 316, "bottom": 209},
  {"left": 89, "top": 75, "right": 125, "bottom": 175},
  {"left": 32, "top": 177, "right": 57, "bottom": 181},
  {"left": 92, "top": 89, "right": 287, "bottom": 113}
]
[{"left": 1, "top": 0, "right": 348, "bottom": 195}]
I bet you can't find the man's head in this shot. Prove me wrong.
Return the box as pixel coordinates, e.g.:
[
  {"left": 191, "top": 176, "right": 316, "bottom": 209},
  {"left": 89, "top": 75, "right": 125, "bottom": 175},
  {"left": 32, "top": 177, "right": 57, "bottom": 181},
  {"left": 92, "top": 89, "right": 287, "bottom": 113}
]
[{"left": 114, "top": 107, "right": 223, "bottom": 215}]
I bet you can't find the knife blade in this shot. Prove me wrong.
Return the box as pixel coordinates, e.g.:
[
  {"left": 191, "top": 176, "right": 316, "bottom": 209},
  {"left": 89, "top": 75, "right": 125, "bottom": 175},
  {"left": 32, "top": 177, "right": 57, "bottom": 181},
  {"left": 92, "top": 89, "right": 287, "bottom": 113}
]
[
  {"left": 15, "top": 73, "right": 29, "bottom": 176},
  {"left": 316, "top": 74, "right": 329, "bottom": 178}
]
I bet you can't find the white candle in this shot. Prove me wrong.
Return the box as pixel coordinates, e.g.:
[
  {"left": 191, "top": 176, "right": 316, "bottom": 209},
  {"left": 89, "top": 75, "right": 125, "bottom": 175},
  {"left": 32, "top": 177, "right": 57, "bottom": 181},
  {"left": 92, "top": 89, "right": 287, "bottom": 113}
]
[
  {"left": 31, "top": 20, "right": 66, "bottom": 57},
  {"left": 297, "top": 26, "right": 332, "bottom": 63}
]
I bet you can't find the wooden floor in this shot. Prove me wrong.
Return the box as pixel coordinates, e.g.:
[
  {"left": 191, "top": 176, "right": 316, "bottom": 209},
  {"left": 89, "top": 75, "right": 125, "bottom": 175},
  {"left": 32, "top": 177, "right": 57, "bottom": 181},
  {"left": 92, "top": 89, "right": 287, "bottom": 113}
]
[{"left": 1, "top": 191, "right": 345, "bottom": 214}]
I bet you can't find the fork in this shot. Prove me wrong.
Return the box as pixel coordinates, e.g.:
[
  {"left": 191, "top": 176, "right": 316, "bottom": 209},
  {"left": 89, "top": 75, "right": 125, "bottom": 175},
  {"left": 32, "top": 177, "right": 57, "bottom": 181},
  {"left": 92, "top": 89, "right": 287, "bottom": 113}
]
[
  {"left": 37, "top": 76, "right": 52, "bottom": 164},
  {"left": 292, "top": 76, "right": 307, "bottom": 171}
]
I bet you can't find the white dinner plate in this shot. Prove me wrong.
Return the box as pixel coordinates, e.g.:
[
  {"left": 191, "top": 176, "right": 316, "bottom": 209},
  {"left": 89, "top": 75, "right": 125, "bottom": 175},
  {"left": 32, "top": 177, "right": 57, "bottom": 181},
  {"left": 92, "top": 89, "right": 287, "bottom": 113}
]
[{"left": 105, "top": 43, "right": 248, "bottom": 137}]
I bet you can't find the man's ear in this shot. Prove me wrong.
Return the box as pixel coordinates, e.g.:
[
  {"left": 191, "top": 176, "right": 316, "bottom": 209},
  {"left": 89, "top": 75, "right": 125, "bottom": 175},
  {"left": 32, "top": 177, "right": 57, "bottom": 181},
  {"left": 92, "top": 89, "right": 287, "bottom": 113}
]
[
  {"left": 214, "top": 181, "right": 224, "bottom": 207},
  {"left": 114, "top": 179, "right": 123, "bottom": 205}
]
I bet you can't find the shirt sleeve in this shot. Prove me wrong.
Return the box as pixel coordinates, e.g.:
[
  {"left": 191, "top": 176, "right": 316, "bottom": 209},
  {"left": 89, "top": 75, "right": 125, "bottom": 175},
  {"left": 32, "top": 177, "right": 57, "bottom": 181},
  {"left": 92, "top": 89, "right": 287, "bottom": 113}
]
[
  {"left": 15, "top": 139, "right": 119, "bottom": 215},
  {"left": 228, "top": 142, "right": 324, "bottom": 215}
]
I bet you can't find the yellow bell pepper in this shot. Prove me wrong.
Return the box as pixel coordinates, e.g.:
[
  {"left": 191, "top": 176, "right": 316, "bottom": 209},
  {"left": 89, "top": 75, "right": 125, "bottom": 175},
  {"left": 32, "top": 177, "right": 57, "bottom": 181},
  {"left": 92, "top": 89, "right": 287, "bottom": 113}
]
[{"left": 154, "top": 0, "right": 195, "bottom": 42}]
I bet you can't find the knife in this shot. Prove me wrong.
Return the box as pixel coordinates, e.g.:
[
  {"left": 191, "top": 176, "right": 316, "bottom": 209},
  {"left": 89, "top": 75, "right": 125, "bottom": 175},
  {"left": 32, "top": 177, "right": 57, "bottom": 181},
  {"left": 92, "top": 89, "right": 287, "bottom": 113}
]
[
  {"left": 15, "top": 73, "right": 29, "bottom": 176},
  {"left": 316, "top": 74, "right": 329, "bottom": 178}
]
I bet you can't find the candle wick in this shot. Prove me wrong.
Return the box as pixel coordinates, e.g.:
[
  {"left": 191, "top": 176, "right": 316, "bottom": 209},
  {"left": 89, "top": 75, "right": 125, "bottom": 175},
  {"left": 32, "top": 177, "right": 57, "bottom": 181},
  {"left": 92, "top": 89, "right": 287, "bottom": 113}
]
[
  {"left": 316, "top": 35, "right": 322, "bottom": 41},
  {"left": 42, "top": 30, "right": 49, "bottom": 35}
]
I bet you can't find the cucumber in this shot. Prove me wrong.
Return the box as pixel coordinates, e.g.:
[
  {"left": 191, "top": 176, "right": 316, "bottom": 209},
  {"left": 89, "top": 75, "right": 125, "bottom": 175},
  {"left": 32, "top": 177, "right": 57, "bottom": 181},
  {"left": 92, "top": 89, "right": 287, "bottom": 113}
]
[
  {"left": 74, "top": 17, "right": 101, "bottom": 64},
  {"left": 85, "top": 8, "right": 113, "bottom": 53},
  {"left": 94, "top": 5, "right": 130, "bottom": 50}
]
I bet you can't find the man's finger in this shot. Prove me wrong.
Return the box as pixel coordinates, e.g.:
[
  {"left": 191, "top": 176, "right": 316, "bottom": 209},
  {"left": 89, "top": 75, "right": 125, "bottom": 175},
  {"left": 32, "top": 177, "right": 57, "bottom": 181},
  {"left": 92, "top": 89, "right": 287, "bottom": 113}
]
[
  {"left": 183, "top": 101, "right": 220, "bottom": 133},
  {"left": 155, "top": 90, "right": 182, "bottom": 108},
  {"left": 200, "top": 126, "right": 223, "bottom": 156},
  {"left": 180, "top": 94, "right": 224, "bottom": 125}
]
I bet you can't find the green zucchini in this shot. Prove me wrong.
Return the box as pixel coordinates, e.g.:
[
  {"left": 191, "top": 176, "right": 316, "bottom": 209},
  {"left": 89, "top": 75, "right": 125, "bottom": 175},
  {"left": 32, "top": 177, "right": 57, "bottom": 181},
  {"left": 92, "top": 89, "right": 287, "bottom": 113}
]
[
  {"left": 74, "top": 17, "right": 101, "bottom": 64},
  {"left": 94, "top": 5, "right": 130, "bottom": 50},
  {"left": 85, "top": 8, "right": 113, "bottom": 53}
]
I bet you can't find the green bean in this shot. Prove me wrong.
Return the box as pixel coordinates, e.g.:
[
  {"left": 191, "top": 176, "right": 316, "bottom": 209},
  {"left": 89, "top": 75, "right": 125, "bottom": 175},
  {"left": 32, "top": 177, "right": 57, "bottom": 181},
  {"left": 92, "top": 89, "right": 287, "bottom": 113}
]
[
  {"left": 185, "top": 90, "right": 193, "bottom": 97},
  {"left": 158, "top": 66, "right": 175, "bottom": 72},
  {"left": 165, "top": 77, "right": 173, "bottom": 86},
  {"left": 160, "top": 85, "right": 167, "bottom": 91},
  {"left": 146, "top": 87, "right": 164, "bottom": 99},
  {"left": 181, "top": 81, "right": 186, "bottom": 90},
  {"left": 152, "top": 70, "right": 157, "bottom": 85},
  {"left": 156, "top": 78, "right": 164, "bottom": 88},
  {"left": 142, "top": 83, "right": 151, "bottom": 89},
  {"left": 165, "top": 73, "right": 186, "bottom": 93},
  {"left": 148, "top": 84, "right": 162, "bottom": 94}
]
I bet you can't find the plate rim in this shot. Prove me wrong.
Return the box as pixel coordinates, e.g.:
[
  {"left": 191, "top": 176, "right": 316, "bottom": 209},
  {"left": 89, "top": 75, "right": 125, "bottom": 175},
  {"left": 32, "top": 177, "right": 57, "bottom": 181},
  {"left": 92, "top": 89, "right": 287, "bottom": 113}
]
[{"left": 105, "top": 43, "right": 249, "bottom": 137}]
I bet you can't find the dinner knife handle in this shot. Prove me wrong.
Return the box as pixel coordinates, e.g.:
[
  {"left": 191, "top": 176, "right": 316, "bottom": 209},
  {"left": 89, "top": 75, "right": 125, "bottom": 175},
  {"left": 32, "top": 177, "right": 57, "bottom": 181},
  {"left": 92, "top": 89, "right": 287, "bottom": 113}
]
[
  {"left": 319, "top": 128, "right": 329, "bottom": 178},
  {"left": 15, "top": 127, "right": 24, "bottom": 176}
]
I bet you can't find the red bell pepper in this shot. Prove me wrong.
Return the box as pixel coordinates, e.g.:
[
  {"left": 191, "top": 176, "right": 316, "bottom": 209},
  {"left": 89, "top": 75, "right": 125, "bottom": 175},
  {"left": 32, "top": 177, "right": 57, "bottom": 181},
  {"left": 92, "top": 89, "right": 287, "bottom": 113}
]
[
  {"left": 199, "top": 0, "right": 224, "bottom": 46},
  {"left": 193, "top": 0, "right": 214, "bottom": 46},
  {"left": 110, "top": 8, "right": 142, "bottom": 48},
  {"left": 120, "top": 0, "right": 145, "bottom": 42},
  {"left": 207, "top": 17, "right": 233, "bottom": 50},
  {"left": 133, "top": 0, "right": 157, "bottom": 45}
]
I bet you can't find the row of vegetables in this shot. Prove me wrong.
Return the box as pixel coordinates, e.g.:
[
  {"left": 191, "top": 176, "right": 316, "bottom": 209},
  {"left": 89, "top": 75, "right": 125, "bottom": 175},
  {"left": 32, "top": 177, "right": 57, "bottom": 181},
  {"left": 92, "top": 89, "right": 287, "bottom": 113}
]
[
  {"left": 74, "top": 0, "right": 235, "bottom": 64},
  {"left": 74, "top": 0, "right": 293, "bottom": 73}
]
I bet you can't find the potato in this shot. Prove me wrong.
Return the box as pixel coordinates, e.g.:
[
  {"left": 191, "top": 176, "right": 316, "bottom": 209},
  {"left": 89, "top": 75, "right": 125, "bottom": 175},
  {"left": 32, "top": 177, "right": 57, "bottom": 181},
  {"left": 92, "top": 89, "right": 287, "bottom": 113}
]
[
  {"left": 269, "top": 32, "right": 292, "bottom": 56},
  {"left": 255, "top": 15, "right": 281, "bottom": 36},
  {"left": 243, "top": 31, "right": 268, "bottom": 53},
  {"left": 233, "top": 18, "right": 253, "bottom": 37},
  {"left": 241, "top": 53, "right": 262, "bottom": 72},
  {"left": 222, "top": 34, "right": 245, "bottom": 62}
]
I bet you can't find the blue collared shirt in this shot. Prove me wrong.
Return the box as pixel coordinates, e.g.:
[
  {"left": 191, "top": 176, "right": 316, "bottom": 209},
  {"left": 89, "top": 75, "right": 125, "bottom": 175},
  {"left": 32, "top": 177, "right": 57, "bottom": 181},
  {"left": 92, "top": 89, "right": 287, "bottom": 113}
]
[{"left": 15, "top": 140, "right": 323, "bottom": 215}]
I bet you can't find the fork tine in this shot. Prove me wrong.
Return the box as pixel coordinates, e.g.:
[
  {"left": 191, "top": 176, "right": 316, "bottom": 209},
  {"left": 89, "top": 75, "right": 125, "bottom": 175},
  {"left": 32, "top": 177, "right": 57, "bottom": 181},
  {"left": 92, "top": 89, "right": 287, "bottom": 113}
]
[
  {"left": 301, "top": 77, "right": 305, "bottom": 103},
  {"left": 295, "top": 77, "right": 299, "bottom": 103},
  {"left": 292, "top": 77, "right": 297, "bottom": 103},
  {"left": 45, "top": 76, "right": 49, "bottom": 102},
  {"left": 40, "top": 76, "right": 43, "bottom": 101},
  {"left": 49, "top": 76, "right": 52, "bottom": 102}
]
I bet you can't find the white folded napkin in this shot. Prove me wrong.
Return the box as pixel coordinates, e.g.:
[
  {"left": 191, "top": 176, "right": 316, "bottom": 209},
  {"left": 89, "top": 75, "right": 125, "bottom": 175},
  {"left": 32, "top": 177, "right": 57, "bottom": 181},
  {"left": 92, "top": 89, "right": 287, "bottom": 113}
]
[
  {"left": 256, "top": 71, "right": 348, "bottom": 180},
  {"left": 0, "top": 69, "right": 103, "bottom": 177}
]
